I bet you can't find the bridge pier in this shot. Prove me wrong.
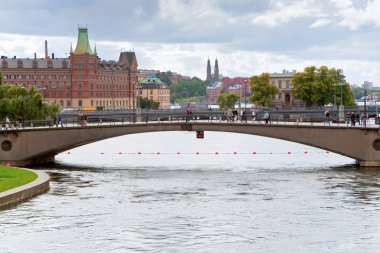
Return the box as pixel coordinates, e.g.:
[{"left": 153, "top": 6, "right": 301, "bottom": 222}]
[
  {"left": 3, "top": 154, "right": 55, "bottom": 167},
  {"left": 359, "top": 160, "right": 380, "bottom": 168}
]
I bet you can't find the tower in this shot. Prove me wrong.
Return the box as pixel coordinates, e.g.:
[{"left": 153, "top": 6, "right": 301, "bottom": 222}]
[
  {"left": 206, "top": 58, "right": 212, "bottom": 82},
  {"left": 214, "top": 58, "right": 219, "bottom": 81}
]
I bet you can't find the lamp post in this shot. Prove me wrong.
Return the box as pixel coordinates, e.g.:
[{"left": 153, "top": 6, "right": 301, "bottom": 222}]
[
  {"left": 244, "top": 79, "right": 247, "bottom": 109},
  {"left": 363, "top": 81, "right": 371, "bottom": 127}
]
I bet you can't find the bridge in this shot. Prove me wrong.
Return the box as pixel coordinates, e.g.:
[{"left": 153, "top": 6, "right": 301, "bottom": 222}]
[{"left": 1, "top": 119, "right": 380, "bottom": 168}]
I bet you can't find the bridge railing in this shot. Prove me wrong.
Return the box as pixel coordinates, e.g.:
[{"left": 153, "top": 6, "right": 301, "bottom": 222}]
[{"left": 0, "top": 111, "right": 378, "bottom": 130}]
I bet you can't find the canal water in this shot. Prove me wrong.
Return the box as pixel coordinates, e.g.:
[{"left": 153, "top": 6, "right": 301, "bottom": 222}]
[{"left": 1, "top": 132, "right": 380, "bottom": 253}]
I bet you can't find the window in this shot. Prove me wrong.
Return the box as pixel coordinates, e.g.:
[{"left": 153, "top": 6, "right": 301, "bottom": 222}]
[
  {"left": 286, "top": 80, "right": 290, "bottom": 89},
  {"left": 62, "top": 60, "right": 68, "bottom": 68},
  {"left": 2, "top": 60, "right": 8, "bottom": 68},
  {"left": 52, "top": 82, "right": 57, "bottom": 89},
  {"left": 78, "top": 100, "right": 82, "bottom": 107},
  {"left": 278, "top": 80, "right": 282, "bottom": 89},
  {"left": 47, "top": 60, "right": 53, "bottom": 68},
  {"left": 17, "top": 60, "right": 23, "bottom": 68}
]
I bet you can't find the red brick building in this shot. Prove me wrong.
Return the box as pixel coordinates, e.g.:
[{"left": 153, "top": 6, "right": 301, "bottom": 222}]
[{"left": 0, "top": 28, "right": 138, "bottom": 110}]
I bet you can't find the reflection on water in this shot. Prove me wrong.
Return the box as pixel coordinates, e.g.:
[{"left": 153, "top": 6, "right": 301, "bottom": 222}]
[{"left": 1, "top": 132, "right": 380, "bottom": 252}]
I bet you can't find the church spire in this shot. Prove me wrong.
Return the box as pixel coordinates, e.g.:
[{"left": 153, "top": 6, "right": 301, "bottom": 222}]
[
  {"left": 206, "top": 58, "right": 212, "bottom": 82},
  {"left": 214, "top": 58, "right": 219, "bottom": 81}
]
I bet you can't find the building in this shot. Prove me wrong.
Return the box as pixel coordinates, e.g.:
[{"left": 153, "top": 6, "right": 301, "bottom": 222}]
[
  {"left": 206, "top": 77, "right": 249, "bottom": 105},
  {"left": 138, "top": 77, "right": 170, "bottom": 109},
  {"left": 0, "top": 27, "right": 138, "bottom": 110},
  {"left": 269, "top": 70, "right": 303, "bottom": 108},
  {"left": 206, "top": 70, "right": 304, "bottom": 107},
  {"left": 138, "top": 69, "right": 160, "bottom": 81},
  {"left": 206, "top": 58, "right": 220, "bottom": 82},
  {"left": 170, "top": 72, "right": 191, "bottom": 84}
]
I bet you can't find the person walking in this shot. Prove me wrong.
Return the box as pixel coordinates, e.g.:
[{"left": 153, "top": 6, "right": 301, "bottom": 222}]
[
  {"left": 264, "top": 111, "right": 270, "bottom": 124},
  {"left": 324, "top": 111, "right": 330, "bottom": 126},
  {"left": 5, "top": 116, "right": 11, "bottom": 130}
]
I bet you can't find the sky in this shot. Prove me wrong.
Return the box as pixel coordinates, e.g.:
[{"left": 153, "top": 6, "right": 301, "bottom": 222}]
[{"left": 0, "top": 0, "right": 380, "bottom": 86}]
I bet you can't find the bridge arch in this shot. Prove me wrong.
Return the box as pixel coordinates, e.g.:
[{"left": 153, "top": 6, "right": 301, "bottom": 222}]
[{"left": 1, "top": 122, "right": 379, "bottom": 167}]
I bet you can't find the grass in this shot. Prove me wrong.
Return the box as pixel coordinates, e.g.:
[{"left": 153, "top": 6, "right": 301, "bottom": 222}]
[{"left": 0, "top": 166, "right": 38, "bottom": 193}]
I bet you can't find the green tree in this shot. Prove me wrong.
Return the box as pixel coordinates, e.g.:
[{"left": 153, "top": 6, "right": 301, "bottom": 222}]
[
  {"left": 216, "top": 91, "right": 239, "bottom": 109},
  {"left": 139, "top": 97, "right": 160, "bottom": 109},
  {"left": 170, "top": 77, "right": 207, "bottom": 102},
  {"left": 249, "top": 73, "right": 278, "bottom": 106},
  {"left": 156, "top": 71, "right": 173, "bottom": 86},
  {"left": 0, "top": 83, "right": 60, "bottom": 120},
  {"left": 292, "top": 66, "right": 355, "bottom": 107}
]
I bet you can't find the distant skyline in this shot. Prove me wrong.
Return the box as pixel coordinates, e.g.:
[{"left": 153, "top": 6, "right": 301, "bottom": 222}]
[{"left": 1, "top": 0, "right": 380, "bottom": 86}]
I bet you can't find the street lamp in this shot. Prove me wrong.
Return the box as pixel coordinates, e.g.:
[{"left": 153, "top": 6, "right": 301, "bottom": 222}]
[
  {"left": 244, "top": 79, "right": 247, "bottom": 110},
  {"left": 363, "top": 81, "right": 371, "bottom": 127}
]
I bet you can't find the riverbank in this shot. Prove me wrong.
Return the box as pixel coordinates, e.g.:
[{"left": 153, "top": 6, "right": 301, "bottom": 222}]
[{"left": 0, "top": 166, "right": 50, "bottom": 209}]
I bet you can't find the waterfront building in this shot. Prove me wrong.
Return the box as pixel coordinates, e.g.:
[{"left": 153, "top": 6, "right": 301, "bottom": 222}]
[
  {"left": 0, "top": 27, "right": 138, "bottom": 110},
  {"left": 138, "top": 77, "right": 170, "bottom": 109}
]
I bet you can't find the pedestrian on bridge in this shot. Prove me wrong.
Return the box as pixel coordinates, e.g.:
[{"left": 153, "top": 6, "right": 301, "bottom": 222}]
[
  {"left": 5, "top": 116, "right": 11, "bottom": 130},
  {"left": 324, "top": 111, "right": 330, "bottom": 126}
]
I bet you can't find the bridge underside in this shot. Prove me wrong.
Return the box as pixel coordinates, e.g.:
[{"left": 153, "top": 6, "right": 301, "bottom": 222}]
[{"left": 1, "top": 122, "right": 380, "bottom": 168}]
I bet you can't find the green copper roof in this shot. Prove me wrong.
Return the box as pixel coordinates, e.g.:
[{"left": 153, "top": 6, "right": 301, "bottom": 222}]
[
  {"left": 140, "top": 77, "right": 163, "bottom": 84},
  {"left": 74, "top": 28, "right": 94, "bottom": 55}
]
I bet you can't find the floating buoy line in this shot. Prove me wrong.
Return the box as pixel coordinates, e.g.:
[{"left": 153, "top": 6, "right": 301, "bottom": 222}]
[{"left": 64, "top": 150, "right": 332, "bottom": 155}]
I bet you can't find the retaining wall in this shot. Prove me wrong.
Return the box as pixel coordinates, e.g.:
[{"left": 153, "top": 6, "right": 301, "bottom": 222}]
[{"left": 0, "top": 169, "right": 50, "bottom": 209}]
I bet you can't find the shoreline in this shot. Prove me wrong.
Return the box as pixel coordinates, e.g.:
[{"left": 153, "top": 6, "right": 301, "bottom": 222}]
[{"left": 0, "top": 168, "right": 50, "bottom": 210}]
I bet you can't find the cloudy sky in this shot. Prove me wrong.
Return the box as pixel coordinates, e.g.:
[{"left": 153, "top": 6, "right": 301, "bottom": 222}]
[{"left": 0, "top": 0, "right": 380, "bottom": 85}]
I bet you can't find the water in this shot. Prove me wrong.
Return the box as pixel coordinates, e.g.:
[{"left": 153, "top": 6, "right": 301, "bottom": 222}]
[{"left": 1, "top": 132, "right": 380, "bottom": 252}]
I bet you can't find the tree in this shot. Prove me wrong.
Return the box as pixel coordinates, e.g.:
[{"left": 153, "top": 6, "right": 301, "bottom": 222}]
[
  {"left": 0, "top": 83, "right": 60, "bottom": 120},
  {"left": 156, "top": 71, "right": 173, "bottom": 86},
  {"left": 292, "top": 66, "right": 355, "bottom": 107},
  {"left": 139, "top": 97, "right": 160, "bottom": 109},
  {"left": 249, "top": 73, "right": 278, "bottom": 106},
  {"left": 217, "top": 91, "right": 239, "bottom": 109},
  {"left": 170, "top": 77, "right": 207, "bottom": 102}
]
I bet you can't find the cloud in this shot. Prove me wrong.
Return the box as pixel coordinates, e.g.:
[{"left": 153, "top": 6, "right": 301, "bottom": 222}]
[
  {"left": 0, "top": 0, "right": 380, "bottom": 86},
  {"left": 251, "top": 0, "right": 324, "bottom": 28},
  {"left": 309, "top": 18, "right": 332, "bottom": 28}
]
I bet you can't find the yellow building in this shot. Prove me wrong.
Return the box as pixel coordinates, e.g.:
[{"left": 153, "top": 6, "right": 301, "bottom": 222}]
[{"left": 138, "top": 77, "right": 170, "bottom": 109}]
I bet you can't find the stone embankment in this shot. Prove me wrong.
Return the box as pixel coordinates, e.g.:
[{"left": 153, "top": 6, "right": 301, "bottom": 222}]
[{"left": 0, "top": 169, "right": 50, "bottom": 209}]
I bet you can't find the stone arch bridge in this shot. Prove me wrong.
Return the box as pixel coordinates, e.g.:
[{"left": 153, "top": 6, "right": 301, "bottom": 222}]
[{"left": 1, "top": 122, "right": 380, "bottom": 167}]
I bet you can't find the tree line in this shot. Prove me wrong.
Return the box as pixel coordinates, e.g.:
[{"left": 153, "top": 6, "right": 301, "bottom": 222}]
[
  {"left": 0, "top": 72, "right": 59, "bottom": 121},
  {"left": 216, "top": 65, "right": 356, "bottom": 109}
]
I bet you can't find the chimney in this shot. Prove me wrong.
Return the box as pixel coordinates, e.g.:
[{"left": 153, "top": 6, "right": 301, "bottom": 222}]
[
  {"left": 45, "top": 40, "right": 48, "bottom": 59},
  {"left": 34, "top": 53, "right": 37, "bottom": 59},
  {"left": 52, "top": 53, "right": 55, "bottom": 59}
]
